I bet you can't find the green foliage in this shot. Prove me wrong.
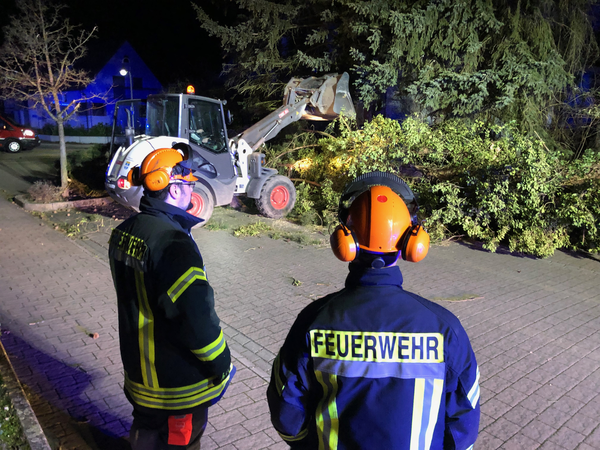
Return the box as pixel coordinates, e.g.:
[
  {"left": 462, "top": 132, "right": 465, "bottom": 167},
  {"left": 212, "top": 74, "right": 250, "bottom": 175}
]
[
  {"left": 291, "top": 182, "right": 317, "bottom": 225},
  {"left": 233, "top": 221, "right": 273, "bottom": 236},
  {"left": 205, "top": 220, "right": 229, "bottom": 231},
  {"left": 276, "top": 115, "right": 599, "bottom": 257},
  {"left": 0, "top": 377, "right": 30, "bottom": 449}
]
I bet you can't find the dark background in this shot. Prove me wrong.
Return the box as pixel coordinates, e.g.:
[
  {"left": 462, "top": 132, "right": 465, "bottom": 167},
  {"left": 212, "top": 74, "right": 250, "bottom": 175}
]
[{"left": 0, "top": 0, "right": 226, "bottom": 90}]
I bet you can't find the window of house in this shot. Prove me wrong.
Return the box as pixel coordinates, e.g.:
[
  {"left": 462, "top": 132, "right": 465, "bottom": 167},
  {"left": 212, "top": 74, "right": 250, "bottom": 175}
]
[{"left": 91, "top": 102, "right": 106, "bottom": 116}]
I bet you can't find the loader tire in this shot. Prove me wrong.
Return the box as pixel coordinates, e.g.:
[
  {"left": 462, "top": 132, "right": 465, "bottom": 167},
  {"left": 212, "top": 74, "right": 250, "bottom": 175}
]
[
  {"left": 188, "top": 184, "right": 214, "bottom": 227},
  {"left": 256, "top": 175, "right": 296, "bottom": 219}
]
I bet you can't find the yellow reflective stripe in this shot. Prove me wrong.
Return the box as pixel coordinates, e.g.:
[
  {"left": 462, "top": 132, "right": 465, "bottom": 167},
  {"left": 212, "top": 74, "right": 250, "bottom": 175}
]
[
  {"left": 125, "top": 370, "right": 223, "bottom": 396},
  {"left": 125, "top": 368, "right": 232, "bottom": 410},
  {"left": 315, "top": 371, "right": 339, "bottom": 450},
  {"left": 191, "top": 330, "right": 226, "bottom": 361},
  {"left": 135, "top": 271, "right": 158, "bottom": 388},
  {"left": 279, "top": 428, "right": 308, "bottom": 442},
  {"left": 273, "top": 353, "right": 284, "bottom": 394},
  {"left": 167, "top": 267, "right": 207, "bottom": 303},
  {"left": 110, "top": 229, "right": 148, "bottom": 260},
  {"left": 410, "top": 378, "right": 425, "bottom": 450},
  {"left": 410, "top": 378, "right": 444, "bottom": 450},
  {"left": 424, "top": 379, "right": 444, "bottom": 450}
]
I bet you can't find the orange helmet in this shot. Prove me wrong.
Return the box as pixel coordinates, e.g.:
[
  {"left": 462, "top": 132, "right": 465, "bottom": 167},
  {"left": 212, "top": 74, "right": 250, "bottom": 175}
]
[
  {"left": 348, "top": 185, "right": 411, "bottom": 253},
  {"left": 330, "top": 172, "right": 430, "bottom": 264},
  {"left": 129, "top": 148, "right": 198, "bottom": 191}
]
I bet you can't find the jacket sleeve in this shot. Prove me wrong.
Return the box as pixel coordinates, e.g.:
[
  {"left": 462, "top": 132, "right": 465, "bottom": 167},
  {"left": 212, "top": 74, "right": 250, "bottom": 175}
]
[
  {"left": 444, "top": 324, "right": 481, "bottom": 450},
  {"left": 267, "top": 297, "right": 331, "bottom": 448},
  {"left": 155, "top": 231, "right": 231, "bottom": 379}
]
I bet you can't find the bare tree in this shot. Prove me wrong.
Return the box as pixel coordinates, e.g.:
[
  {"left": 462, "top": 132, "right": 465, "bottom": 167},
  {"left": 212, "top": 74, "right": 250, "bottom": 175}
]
[{"left": 0, "top": 0, "right": 105, "bottom": 192}]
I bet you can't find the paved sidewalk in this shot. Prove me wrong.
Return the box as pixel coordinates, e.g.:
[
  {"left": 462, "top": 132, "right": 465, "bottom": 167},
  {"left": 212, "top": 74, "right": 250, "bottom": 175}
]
[{"left": 0, "top": 195, "right": 599, "bottom": 449}]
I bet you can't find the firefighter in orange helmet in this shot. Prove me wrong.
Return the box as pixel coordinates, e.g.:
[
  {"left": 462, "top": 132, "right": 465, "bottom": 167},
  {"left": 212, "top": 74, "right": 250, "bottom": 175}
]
[
  {"left": 109, "top": 148, "right": 234, "bottom": 449},
  {"left": 267, "top": 171, "right": 480, "bottom": 450}
]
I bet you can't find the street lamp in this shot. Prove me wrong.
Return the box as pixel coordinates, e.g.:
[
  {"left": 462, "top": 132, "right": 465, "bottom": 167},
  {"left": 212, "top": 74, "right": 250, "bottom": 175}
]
[
  {"left": 119, "top": 56, "right": 135, "bottom": 145},
  {"left": 120, "top": 56, "right": 134, "bottom": 100}
]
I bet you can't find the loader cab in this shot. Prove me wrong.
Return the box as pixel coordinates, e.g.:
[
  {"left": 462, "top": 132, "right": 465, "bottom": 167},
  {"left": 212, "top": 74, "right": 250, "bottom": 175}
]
[
  {"left": 145, "top": 93, "right": 234, "bottom": 179},
  {"left": 145, "top": 94, "right": 229, "bottom": 153}
]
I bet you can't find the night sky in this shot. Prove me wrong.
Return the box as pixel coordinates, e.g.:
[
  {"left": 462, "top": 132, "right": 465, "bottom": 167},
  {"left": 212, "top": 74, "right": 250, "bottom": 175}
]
[{"left": 0, "top": 0, "right": 226, "bottom": 90}]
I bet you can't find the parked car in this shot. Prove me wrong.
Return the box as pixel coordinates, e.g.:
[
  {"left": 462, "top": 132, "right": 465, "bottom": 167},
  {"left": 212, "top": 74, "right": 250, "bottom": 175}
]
[{"left": 0, "top": 113, "right": 40, "bottom": 153}]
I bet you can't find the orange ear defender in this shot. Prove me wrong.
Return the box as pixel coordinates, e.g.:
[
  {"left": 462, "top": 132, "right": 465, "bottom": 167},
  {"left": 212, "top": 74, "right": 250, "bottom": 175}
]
[
  {"left": 400, "top": 224, "right": 430, "bottom": 262},
  {"left": 128, "top": 148, "right": 198, "bottom": 192},
  {"left": 330, "top": 224, "right": 359, "bottom": 262},
  {"left": 330, "top": 171, "right": 430, "bottom": 264}
]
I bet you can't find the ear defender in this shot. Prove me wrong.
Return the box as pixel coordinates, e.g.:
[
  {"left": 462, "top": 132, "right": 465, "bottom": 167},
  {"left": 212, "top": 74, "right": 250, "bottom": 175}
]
[
  {"left": 127, "top": 166, "right": 141, "bottom": 186},
  {"left": 134, "top": 148, "right": 185, "bottom": 191},
  {"left": 330, "top": 224, "right": 359, "bottom": 262},
  {"left": 400, "top": 225, "right": 430, "bottom": 263},
  {"left": 142, "top": 167, "right": 171, "bottom": 191}
]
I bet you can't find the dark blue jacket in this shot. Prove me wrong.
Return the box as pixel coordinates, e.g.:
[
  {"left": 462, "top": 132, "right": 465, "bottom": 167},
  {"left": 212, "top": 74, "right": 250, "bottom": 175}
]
[
  {"left": 267, "top": 264, "right": 480, "bottom": 449},
  {"left": 109, "top": 196, "right": 233, "bottom": 413}
]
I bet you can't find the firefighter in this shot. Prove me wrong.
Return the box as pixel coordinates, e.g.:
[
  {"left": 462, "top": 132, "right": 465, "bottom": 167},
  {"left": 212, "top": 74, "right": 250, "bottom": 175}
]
[
  {"left": 108, "top": 148, "right": 234, "bottom": 449},
  {"left": 267, "top": 171, "right": 480, "bottom": 449}
]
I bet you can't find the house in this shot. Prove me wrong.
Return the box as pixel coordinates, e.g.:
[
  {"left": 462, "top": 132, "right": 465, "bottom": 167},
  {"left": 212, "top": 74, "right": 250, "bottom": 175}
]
[{"left": 3, "top": 41, "right": 162, "bottom": 133}]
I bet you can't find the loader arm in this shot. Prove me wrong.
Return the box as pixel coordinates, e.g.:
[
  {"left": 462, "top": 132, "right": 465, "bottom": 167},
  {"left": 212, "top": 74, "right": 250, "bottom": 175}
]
[
  {"left": 231, "top": 72, "right": 355, "bottom": 151},
  {"left": 233, "top": 98, "right": 311, "bottom": 151}
]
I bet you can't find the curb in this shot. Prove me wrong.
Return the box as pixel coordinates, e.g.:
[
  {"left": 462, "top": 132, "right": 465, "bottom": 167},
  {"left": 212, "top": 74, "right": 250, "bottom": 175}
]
[
  {"left": 0, "top": 338, "right": 52, "bottom": 450},
  {"left": 13, "top": 195, "right": 115, "bottom": 212}
]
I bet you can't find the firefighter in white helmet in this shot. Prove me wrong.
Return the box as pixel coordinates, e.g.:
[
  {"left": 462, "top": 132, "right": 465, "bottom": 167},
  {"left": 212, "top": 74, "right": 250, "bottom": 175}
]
[{"left": 267, "top": 171, "right": 480, "bottom": 449}]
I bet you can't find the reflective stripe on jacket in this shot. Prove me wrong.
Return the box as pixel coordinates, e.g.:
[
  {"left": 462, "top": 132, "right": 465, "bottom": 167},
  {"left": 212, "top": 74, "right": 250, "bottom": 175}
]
[
  {"left": 267, "top": 264, "right": 480, "bottom": 450},
  {"left": 109, "top": 196, "right": 232, "bottom": 412}
]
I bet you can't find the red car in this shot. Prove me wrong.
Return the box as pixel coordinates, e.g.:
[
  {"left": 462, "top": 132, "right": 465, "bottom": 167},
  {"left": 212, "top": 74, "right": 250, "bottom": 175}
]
[{"left": 0, "top": 113, "right": 40, "bottom": 153}]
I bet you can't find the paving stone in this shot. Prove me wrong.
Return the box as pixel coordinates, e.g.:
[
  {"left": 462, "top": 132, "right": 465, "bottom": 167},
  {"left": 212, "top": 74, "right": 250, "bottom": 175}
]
[
  {"left": 2, "top": 195, "right": 600, "bottom": 449},
  {"left": 472, "top": 430, "right": 503, "bottom": 449},
  {"left": 548, "top": 426, "right": 585, "bottom": 450},
  {"left": 504, "top": 405, "right": 538, "bottom": 426},
  {"left": 208, "top": 424, "right": 250, "bottom": 447},
  {"left": 537, "top": 405, "right": 571, "bottom": 429},
  {"left": 485, "top": 416, "right": 521, "bottom": 440},
  {"left": 520, "top": 419, "right": 557, "bottom": 443},
  {"left": 230, "top": 430, "right": 275, "bottom": 450},
  {"left": 501, "top": 431, "right": 543, "bottom": 450},
  {"left": 581, "top": 424, "right": 600, "bottom": 447}
]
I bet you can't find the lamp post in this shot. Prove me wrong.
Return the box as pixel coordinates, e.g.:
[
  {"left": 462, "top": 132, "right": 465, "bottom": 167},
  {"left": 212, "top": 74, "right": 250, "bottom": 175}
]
[
  {"left": 119, "top": 56, "right": 134, "bottom": 100},
  {"left": 120, "top": 56, "right": 135, "bottom": 145}
]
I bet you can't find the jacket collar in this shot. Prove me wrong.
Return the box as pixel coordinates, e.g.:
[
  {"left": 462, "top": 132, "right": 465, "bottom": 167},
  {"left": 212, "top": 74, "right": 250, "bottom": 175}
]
[
  {"left": 345, "top": 263, "right": 404, "bottom": 289},
  {"left": 139, "top": 196, "right": 203, "bottom": 232}
]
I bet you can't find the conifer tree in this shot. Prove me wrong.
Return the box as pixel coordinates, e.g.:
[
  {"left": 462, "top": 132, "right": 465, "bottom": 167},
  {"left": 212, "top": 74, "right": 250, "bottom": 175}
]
[{"left": 193, "top": 0, "right": 598, "bottom": 142}]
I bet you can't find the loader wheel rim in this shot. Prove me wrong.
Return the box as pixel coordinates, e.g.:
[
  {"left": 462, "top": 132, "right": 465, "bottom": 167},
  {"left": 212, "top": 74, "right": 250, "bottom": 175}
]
[
  {"left": 270, "top": 186, "right": 289, "bottom": 210},
  {"left": 188, "top": 192, "right": 204, "bottom": 217}
]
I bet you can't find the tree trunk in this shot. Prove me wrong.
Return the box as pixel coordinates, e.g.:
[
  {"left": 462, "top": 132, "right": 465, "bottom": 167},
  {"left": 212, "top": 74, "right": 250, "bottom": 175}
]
[{"left": 57, "top": 120, "right": 69, "bottom": 193}]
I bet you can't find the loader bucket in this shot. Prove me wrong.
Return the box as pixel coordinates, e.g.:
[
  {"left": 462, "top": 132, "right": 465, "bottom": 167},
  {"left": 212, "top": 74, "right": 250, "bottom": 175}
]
[{"left": 284, "top": 72, "right": 356, "bottom": 121}]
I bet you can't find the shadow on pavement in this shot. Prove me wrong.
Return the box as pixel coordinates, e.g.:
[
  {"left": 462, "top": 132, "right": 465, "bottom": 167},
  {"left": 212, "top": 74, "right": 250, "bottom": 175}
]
[
  {"left": 0, "top": 330, "right": 131, "bottom": 450},
  {"left": 456, "top": 239, "right": 539, "bottom": 259}
]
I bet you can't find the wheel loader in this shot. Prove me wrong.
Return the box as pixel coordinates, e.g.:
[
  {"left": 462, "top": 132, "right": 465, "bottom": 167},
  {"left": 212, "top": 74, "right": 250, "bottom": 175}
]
[{"left": 104, "top": 72, "right": 355, "bottom": 224}]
